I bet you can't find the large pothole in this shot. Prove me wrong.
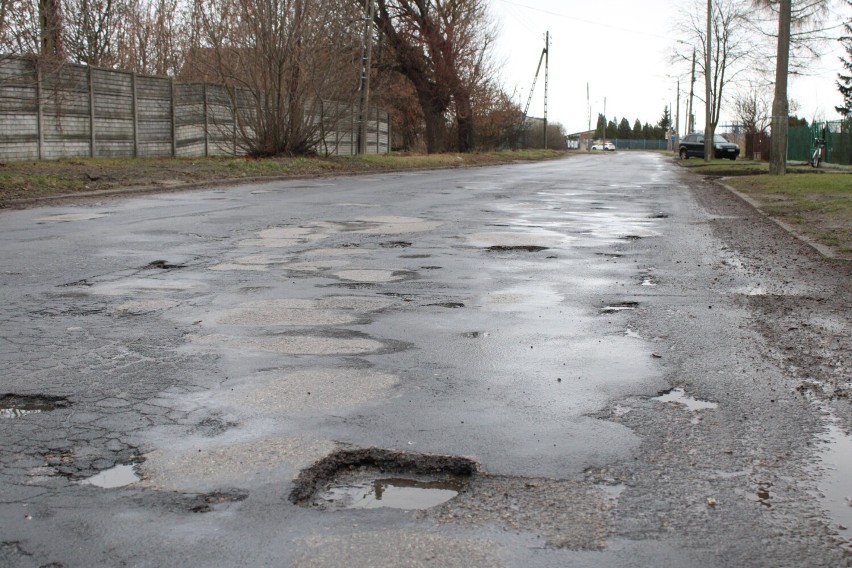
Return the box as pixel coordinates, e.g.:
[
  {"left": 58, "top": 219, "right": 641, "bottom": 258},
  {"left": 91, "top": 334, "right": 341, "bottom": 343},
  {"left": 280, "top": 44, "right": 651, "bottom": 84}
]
[
  {"left": 290, "top": 448, "right": 477, "bottom": 511},
  {"left": 1, "top": 394, "right": 70, "bottom": 418}
]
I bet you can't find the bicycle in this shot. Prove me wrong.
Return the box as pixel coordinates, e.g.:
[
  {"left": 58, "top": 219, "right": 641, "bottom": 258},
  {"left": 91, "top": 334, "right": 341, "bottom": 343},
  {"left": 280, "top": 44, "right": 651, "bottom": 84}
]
[{"left": 810, "top": 138, "right": 825, "bottom": 168}]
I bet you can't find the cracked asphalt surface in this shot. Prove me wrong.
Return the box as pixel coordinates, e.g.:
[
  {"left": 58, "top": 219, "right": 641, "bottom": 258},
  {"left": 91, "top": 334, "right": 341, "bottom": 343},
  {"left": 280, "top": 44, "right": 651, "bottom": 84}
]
[{"left": 1, "top": 152, "right": 850, "bottom": 567}]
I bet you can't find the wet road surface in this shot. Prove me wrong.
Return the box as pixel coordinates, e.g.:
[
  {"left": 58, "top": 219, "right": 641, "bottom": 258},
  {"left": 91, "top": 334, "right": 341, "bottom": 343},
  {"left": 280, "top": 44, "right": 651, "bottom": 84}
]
[{"left": 1, "top": 152, "right": 850, "bottom": 566}]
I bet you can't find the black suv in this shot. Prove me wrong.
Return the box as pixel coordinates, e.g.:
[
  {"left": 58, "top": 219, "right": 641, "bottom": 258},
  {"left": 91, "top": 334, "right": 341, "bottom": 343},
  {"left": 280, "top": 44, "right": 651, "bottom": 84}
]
[{"left": 679, "top": 133, "right": 740, "bottom": 160}]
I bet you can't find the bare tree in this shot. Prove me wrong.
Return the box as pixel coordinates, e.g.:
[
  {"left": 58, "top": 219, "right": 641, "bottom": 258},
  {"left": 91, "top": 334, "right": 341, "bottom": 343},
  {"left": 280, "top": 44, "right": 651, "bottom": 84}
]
[
  {"left": 733, "top": 83, "right": 771, "bottom": 157},
  {"left": 675, "top": 0, "right": 752, "bottom": 160},
  {"left": 0, "top": 0, "right": 40, "bottom": 54},
  {"left": 367, "top": 0, "right": 494, "bottom": 153},
  {"left": 187, "top": 0, "right": 361, "bottom": 156}
]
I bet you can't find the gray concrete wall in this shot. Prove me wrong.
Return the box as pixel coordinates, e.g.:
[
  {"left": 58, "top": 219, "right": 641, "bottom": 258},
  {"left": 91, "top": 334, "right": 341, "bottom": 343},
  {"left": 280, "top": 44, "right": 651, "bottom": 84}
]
[{"left": 0, "top": 56, "right": 390, "bottom": 161}]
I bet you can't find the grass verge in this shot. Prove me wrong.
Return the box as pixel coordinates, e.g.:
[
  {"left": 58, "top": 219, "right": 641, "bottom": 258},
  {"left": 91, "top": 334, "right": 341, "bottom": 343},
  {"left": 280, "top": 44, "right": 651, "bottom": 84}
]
[
  {"left": 712, "top": 169, "right": 851, "bottom": 258},
  {"left": 0, "top": 149, "right": 567, "bottom": 206}
]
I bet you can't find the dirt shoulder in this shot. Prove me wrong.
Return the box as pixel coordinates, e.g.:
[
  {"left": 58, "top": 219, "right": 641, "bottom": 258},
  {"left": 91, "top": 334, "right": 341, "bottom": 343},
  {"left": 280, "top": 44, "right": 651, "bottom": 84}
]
[
  {"left": 676, "top": 158, "right": 852, "bottom": 260},
  {"left": 0, "top": 150, "right": 566, "bottom": 208}
]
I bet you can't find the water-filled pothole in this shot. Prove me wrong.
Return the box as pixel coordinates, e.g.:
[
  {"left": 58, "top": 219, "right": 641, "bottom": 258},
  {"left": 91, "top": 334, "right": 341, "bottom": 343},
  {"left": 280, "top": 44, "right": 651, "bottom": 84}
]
[
  {"left": 80, "top": 463, "right": 140, "bottom": 488},
  {"left": 600, "top": 302, "right": 639, "bottom": 313},
  {"left": 654, "top": 388, "right": 718, "bottom": 411},
  {"left": 487, "top": 245, "right": 549, "bottom": 252},
  {"left": 380, "top": 241, "right": 412, "bottom": 248},
  {"left": 144, "top": 260, "right": 185, "bottom": 269},
  {"left": 0, "top": 394, "right": 70, "bottom": 418},
  {"left": 291, "top": 448, "right": 476, "bottom": 511},
  {"left": 319, "top": 475, "right": 464, "bottom": 510}
]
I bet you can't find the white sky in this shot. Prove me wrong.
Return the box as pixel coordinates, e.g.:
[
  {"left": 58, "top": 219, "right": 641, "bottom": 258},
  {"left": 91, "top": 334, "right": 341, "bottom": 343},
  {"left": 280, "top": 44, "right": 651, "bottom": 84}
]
[{"left": 488, "top": 0, "right": 850, "bottom": 135}]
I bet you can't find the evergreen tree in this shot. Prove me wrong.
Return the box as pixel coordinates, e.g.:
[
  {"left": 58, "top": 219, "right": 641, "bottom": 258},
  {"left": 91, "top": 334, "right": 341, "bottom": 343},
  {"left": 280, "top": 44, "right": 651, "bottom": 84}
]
[
  {"left": 658, "top": 105, "right": 672, "bottom": 132},
  {"left": 595, "top": 113, "right": 607, "bottom": 138},
  {"left": 837, "top": 1, "right": 852, "bottom": 116},
  {"left": 605, "top": 119, "right": 617, "bottom": 139},
  {"left": 632, "top": 119, "right": 643, "bottom": 139},
  {"left": 618, "top": 118, "right": 632, "bottom": 139}
]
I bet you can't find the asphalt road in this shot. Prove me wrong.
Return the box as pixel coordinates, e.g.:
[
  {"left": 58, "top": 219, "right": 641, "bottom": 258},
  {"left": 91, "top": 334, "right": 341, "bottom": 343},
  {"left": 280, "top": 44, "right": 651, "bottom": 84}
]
[{"left": 1, "top": 152, "right": 850, "bottom": 567}]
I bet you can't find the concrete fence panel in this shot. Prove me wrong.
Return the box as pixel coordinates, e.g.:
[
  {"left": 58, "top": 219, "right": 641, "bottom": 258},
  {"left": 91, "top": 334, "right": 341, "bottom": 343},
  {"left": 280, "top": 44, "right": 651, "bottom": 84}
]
[{"left": 0, "top": 56, "right": 390, "bottom": 162}]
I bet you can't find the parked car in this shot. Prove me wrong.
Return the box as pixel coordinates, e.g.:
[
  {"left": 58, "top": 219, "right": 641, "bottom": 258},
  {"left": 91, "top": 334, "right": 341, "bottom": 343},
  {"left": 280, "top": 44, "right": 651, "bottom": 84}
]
[
  {"left": 591, "top": 141, "right": 615, "bottom": 151},
  {"left": 679, "top": 133, "right": 740, "bottom": 160}
]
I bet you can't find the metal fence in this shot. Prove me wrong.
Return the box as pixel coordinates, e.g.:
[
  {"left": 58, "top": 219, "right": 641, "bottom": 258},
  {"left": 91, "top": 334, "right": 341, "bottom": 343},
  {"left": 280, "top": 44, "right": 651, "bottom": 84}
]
[
  {"left": 0, "top": 55, "right": 390, "bottom": 162},
  {"left": 613, "top": 139, "right": 669, "bottom": 150},
  {"left": 750, "top": 120, "right": 852, "bottom": 165}
]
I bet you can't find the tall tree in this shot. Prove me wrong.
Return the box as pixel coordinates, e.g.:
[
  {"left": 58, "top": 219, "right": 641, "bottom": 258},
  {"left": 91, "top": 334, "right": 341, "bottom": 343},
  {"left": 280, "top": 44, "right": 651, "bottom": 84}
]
[
  {"left": 837, "top": 0, "right": 852, "bottom": 116},
  {"left": 632, "top": 118, "right": 643, "bottom": 138},
  {"left": 594, "top": 112, "right": 606, "bottom": 138},
  {"left": 617, "top": 117, "right": 632, "bottom": 139},
  {"left": 658, "top": 105, "right": 672, "bottom": 131},
  {"left": 368, "top": 0, "right": 493, "bottom": 153},
  {"left": 752, "top": 0, "right": 831, "bottom": 174},
  {"left": 674, "top": 0, "right": 751, "bottom": 160}
]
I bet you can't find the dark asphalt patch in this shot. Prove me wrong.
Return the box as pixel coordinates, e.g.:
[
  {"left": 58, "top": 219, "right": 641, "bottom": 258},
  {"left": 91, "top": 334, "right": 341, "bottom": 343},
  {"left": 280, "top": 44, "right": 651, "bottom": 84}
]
[
  {"left": 619, "top": 235, "right": 644, "bottom": 241},
  {"left": 290, "top": 448, "right": 477, "bottom": 507},
  {"left": 379, "top": 241, "right": 412, "bottom": 248},
  {"left": 428, "top": 302, "right": 465, "bottom": 309}
]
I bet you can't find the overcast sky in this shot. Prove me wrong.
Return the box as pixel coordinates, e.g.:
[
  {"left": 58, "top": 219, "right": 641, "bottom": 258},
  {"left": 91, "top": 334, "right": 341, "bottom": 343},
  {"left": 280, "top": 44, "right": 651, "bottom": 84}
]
[{"left": 487, "top": 0, "right": 850, "bottom": 135}]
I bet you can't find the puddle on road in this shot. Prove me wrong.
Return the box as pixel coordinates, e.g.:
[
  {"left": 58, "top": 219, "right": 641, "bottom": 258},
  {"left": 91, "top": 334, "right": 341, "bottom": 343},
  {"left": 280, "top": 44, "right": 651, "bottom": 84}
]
[
  {"left": 80, "top": 464, "right": 140, "bottom": 488},
  {"left": 35, "top": 212, "right": 108, "bottom": 223},
  {"left": 813, "top": 416, "right": 852, "bottom": 537},
  {"left": 601, "top": 302, "right": 639, "bottom": 313},
  {"left": 291, "top": 448, "right": 476, "bottom": 511},
  {"left": 333, "top": 269, "right": 405, "bottom": 283},
  {"left": 354, "top": 216, "right": 442, "bottom": 235},
  {"left": 654, "top": 388, "right": 718, "bottom": 411},
  {"left": 320, "top": 477, "right": 463, "bottom": 510},
  {"left": 486, "top": 245, "right": 549, "bottom": 253},
  {"left": 190, "top": 333, "right": 387, "bottom": 355},
  {"left": 1, "top": 394, "right": 70, "bottom": 418}
]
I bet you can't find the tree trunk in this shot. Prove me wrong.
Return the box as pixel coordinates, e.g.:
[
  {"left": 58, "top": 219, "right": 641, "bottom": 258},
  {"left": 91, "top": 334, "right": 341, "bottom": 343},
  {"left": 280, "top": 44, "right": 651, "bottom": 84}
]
[
  {"left": 769, "top": 0, "right": 791, "bottom": 175},
  {"left": 704, "top": 0, "right": 713, "bottom": 161},
  {"left": 455, "top": 91, "right": 474, "bottom": 153},
  {"left": 420, "top": 93, "right": 447, "bottom": 154}
]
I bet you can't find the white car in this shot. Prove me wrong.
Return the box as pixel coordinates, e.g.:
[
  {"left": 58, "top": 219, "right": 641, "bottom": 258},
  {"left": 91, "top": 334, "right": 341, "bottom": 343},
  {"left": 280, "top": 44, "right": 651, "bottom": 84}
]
[{"left": 591, "top": 142, "right": 615, "bottom": 151}]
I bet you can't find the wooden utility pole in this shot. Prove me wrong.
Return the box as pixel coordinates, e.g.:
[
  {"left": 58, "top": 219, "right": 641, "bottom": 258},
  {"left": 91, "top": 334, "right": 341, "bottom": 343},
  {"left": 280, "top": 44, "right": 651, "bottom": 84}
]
[
  {"left": 687, "top": 50, "right": 696, "bottom": 135},
  {"left": 704, "top": 0, "right": 713, "bottom": 162},
  {"left": 543, "top": 31, "right": 549, "bottom": 149},
  {"left": 769, "top": 0, "right": 792, "bottom": 175},
  {"left": 358, "top": 0, "right": 375, "bottom": 155}
]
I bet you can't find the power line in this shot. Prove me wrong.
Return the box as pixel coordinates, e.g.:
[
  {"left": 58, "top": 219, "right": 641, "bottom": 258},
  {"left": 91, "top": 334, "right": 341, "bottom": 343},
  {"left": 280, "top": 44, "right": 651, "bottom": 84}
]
[{"left": 495, "top": 0, "right": 671, "bottom": 41}]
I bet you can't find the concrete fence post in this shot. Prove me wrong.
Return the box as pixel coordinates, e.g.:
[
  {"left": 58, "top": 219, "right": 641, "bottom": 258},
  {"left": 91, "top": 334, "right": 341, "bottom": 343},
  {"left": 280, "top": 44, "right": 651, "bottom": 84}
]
[
  {"left": 232, "top": 89, "right": 238, "bottom": 156},
  {"left": 170, "top": 77, "right": 177, "bottom": 157},
  {"left": 375, "top": 106, "right": 380, "bottom": 154},
  {"left": 36, "top": 62, "right": 43, "bottom": 160},
  {"left": 131, "top": 72, "right": 138, "bottom": 158},
  {"left": 351, "top": 103, "right": 356, "bottom": 156},
  {"left": 203, "top": 83, "right": 209, "bottom": 158},
  {"left": 88, "top": 66, "right": 96, "bottom": 157}
]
